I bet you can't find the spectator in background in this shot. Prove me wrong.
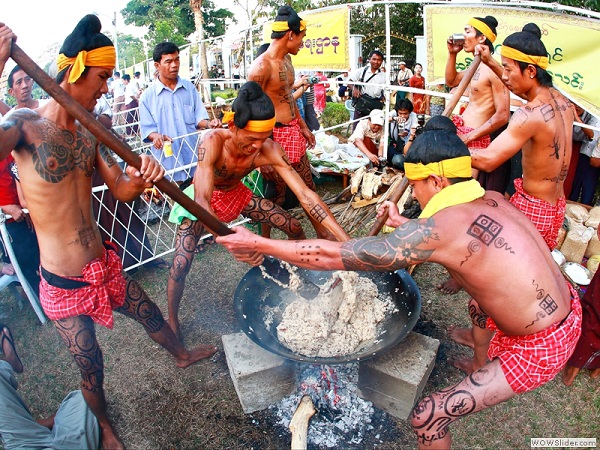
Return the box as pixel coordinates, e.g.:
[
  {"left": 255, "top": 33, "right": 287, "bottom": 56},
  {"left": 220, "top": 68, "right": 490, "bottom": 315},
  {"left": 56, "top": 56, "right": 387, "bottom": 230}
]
[
  {"left": 139, "top": 42, "right": 221, "bottom": 185},
  {"left": 337, "top": 70, "right": 350, "bottom": 101},
  {"left": 409, "top": 63, "right": 427, "bottom": 115},
  {"left": 122, "top": 74, "right": 139, "bottom": 137},
  {"left": 232, "top": 63, "right": 241, "bottom": 89},
  {"left": 387, "top": 98, "right": 418, "bottom": 169},
  {"left": 395, "top": 61, "right": 413, "bottom": 100},
  {"left": 348, "top": 109, "right": 385, "bottom": 167},
  {"left": 568, "top": 105, "right": 598, "bottom": 206},
  {"left": 7, "top": 65, "right": 41, "bottom": 110},
  {"left": 348, "top": 50, "right": 386, "bottom": 129},
  {"left": 313, "top": 70, "right": 329, "bottom": 117},
  {"left": 110, "top": 71, "right": 126, "bottom": 125}
]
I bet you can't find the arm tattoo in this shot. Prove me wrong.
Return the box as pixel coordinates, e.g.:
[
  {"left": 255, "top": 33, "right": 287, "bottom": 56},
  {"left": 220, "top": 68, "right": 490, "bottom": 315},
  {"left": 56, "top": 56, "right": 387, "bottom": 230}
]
[
  {"left": 340, "top": 218, "right": 437, "bottom": 272},
  {"left": 98, "top": 144, "right": 116, "bottom": 168},
  {"left": 309, "top": 204, "right": 327, "bottom": 223}
]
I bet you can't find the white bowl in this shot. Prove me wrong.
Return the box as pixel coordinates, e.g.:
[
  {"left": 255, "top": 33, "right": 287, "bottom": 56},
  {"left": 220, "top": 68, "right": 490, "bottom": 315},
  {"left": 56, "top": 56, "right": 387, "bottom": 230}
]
[
  {"left": 551, "top": 249, "right": 566, "bottom": 266},
  {"left": 562, "top": 262, "right": 592, "bottom": 286}
]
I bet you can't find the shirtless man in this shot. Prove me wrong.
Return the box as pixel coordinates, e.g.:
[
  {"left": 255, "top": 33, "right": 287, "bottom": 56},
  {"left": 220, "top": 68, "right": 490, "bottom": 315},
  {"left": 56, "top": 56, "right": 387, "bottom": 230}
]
[
  {"left": 442, "top": 15, "right": 510, "bottom": 294},
  {"left": 166, "top": 81, "right": 349, "bottom": 338},
  {"left": 7, "top": 65, "right": 40, "bottom": 110},
  {"left": 448, "top": 23, "right": 575, "bottom": 373},
  {"left": 218, "top": 116, "right": 581, "bottom": 449},
  {"left": 0, "top": 17, "right": 215, "bottom": 449},
  {"left": 248, "top": 5, "right": 325, "bottom": 239}
]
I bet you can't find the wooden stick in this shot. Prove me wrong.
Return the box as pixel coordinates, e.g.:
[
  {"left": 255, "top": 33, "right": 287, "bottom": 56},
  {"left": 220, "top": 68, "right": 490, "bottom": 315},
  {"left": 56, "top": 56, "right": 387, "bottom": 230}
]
[
  {"left": 367, "top": 55, "right": 482, "bottom": 236},
  {"left": 289, "top": 395, "right": 316, "bottom": 450},
  {"left": 10, "top": 43, "right": 232, "bottom": 237},
  {"left": 443, "top": 55, "right": 481, "bottom": 117}
]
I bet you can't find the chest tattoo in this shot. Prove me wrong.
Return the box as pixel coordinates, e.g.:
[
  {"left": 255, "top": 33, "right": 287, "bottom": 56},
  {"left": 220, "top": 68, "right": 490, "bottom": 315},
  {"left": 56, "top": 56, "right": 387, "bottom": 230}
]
[{"left": 31, "top": 123, "right": 96, "bottom": 182}]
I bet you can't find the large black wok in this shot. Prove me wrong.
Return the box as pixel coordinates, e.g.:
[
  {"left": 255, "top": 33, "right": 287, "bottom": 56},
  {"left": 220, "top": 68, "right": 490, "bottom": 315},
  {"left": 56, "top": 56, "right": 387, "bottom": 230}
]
[{"left": 233, "top": 257, "right": 422, "bottom": 364}]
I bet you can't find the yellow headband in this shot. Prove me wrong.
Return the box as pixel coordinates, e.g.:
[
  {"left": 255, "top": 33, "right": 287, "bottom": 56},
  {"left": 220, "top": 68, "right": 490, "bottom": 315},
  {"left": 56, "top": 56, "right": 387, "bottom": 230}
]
[
  {"left": 468, "top": 18, "right": 496, "bottom": 43},
  {"left": 222, "top": 111, "right": 276, "bottom": 133},
  {"left": 56, "top": 46, "right": 116, "bottom": 84},
  {"left": 404, "top": 156, "right": 473, "bottom": 180},
  {"left": 272, "top": 19, "right": 306, "bottom": 33},
  {"left": 500, "top": 45, "right": 549, "bottom": 70}
]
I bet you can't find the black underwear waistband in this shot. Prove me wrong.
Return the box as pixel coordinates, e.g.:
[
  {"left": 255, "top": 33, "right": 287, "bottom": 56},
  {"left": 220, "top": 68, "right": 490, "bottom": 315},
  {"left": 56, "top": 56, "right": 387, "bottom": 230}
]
[
  {"left": 41, "top": 266, "right": 90, "bottom": 289},
  {"left": 40, "top": 241, "right": 118, "bottom": 289},
  {"left": 274, "top": 122, "right": 291, "bottom": 128}
]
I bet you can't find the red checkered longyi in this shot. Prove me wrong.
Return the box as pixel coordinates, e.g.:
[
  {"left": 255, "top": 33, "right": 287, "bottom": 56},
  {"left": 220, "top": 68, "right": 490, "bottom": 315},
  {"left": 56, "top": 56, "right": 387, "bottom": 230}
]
[
  {"left": 452, "top": 115, "right": 491, "bottom": 150},
  {"left": 509, "top": 178, "right": 566, "bottom": 250},
  {"left": 487, "top": 283, "right": 582, "bottom": 394},
  {"left": 271, "top": 117, "right": 307, "bottom": 164},
  {"left": 210, "top": 182, "right": 253, "bottom": 223},
  {"left": 39, "top": 246, "right": 126, "bottom": 329}
]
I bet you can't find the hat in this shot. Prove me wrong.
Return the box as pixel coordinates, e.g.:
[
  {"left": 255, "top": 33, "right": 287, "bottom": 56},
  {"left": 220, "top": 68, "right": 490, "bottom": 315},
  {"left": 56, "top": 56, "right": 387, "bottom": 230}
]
[
  {"left": 215, "top": 96, "right": 227, "bottom": 107},
  {"left": 369, "top": 109, "right": 384, "bottom": 126},
  {"left": 399, "top": 61, "right": 406, "bottom": 66}
]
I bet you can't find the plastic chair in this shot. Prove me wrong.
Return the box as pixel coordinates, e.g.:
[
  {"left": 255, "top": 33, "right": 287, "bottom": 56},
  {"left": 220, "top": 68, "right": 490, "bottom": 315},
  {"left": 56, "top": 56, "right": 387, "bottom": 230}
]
[
  {"left": 344, "top": 100, "right": 355, "bottom": 135},
  {"left": 0, "top": 212, "right": 46, "bottom": 323}
]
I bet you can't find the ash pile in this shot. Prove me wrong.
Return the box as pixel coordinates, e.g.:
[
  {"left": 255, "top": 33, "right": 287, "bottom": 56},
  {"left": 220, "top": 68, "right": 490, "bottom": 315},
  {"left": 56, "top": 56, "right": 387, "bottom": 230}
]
[{"left": 272, "top": 363, "right": 382, "bottom": 447}]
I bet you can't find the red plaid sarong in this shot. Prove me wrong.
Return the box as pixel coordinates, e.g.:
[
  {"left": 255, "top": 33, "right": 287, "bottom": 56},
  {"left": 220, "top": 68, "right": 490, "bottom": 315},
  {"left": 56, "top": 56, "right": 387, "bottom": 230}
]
[
  {"left": 210, "top": 182, "right": 253, "bottom": 223},
  {"left": 509, "top": 178, "right": 566, "bottom": 250},
  {"left": 39, "top": 244, "right": 126, "bottom": 329},
  {"left": 487, "top": 283, "right": 582, "bottom": 394},
  {"left": 452, "top": 115, "right": 491, "bottom": 150},
  {"left": 271, "top": 117, "right": 307, "bottom": 164}
]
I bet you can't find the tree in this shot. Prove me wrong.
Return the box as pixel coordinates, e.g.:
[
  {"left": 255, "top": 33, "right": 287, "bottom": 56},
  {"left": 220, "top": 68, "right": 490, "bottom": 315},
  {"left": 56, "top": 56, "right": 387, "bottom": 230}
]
[
  {"left": 121, "top": 0, "right": 235, "bottom": 48},
  {"left": 190, "top": 0, "right": 209, "bottom": 81},
  {"left": 117, "top": 33, "right": 146, "bottom": 69}
]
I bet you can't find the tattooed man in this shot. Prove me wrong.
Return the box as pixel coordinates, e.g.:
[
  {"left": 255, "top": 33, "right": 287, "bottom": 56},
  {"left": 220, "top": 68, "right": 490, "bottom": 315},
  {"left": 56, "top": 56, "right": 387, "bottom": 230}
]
[
  {"left": 0, "top": 17, "right": 216, "bottom": 449},
  {"left": 472, "top": 23, "right": 573, "bottom": 250},
  {"left": 441, "top": 14, "right": 510, "bottom": 295},
  {"left": 218, "top": 116, "right": 581, "bottom": 449},
  {"left": 166, "top": 81, "right": 348, "bottom": 339},
  {"left": 446, "top": 23, "right": 576, "bottom": 373},
  {"left": 248, "top": 5, "right": 328, "bottom": 239}
]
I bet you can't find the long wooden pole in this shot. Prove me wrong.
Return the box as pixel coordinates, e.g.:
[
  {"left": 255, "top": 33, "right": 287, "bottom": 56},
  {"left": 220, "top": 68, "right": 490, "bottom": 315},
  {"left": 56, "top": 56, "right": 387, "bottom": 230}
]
[
  {"left": 10, "top": 43, "right": 232, "bottom": 236},
  {"left": 367, "top": 55, "right": 481, "bottom": 237}
]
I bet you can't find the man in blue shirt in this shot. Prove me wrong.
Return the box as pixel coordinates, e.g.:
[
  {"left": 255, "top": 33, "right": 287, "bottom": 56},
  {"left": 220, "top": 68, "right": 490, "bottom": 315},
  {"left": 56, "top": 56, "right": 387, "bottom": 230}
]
[{"left": 140, "top": 42, "right": 221, "bottom": 184}]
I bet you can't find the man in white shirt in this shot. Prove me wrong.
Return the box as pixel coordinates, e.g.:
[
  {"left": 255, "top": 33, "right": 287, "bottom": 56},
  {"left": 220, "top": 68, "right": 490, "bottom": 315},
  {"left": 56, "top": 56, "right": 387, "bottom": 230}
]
[
  {"left": 348, "top": 109, "right": 385, "bottom": 166},
  {"left": 348, "top": 51, "right": 386, "bottom": 128}
]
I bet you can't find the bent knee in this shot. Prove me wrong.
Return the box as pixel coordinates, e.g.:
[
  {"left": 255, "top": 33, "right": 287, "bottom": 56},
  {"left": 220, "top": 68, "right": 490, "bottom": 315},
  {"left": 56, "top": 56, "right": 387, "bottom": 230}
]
[{"left": 411, "top": 394, "right": 453, "bottom": 444}]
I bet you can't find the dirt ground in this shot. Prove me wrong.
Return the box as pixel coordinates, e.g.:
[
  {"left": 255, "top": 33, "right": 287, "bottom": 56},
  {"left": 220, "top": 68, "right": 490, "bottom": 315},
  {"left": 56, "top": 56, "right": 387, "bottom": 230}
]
[{"left": 1, "top": 178, "right": 598, "bottom": 449}]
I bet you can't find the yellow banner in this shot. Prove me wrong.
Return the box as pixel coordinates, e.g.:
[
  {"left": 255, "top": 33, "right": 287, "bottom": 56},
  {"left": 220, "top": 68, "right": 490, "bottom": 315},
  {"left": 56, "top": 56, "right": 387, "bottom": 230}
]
[
  {"left": 262, "top": 6, "right": 349, "bottom": 70},
  {"left": 425, "top": 5, "right": 600, "bottom": 117}
]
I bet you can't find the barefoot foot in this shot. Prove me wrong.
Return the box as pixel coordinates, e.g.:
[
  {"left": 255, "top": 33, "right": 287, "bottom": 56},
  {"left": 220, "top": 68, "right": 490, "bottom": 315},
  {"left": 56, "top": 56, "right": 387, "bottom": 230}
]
[
  {"left": 448, "top": 325, "right": 475, "bottom": 349},
  {"left": 448, "top": 356, "right": 477, "bottom": 374},
  {"left": 438, "top": 277, "right": 462, "bottom": 295},
  {"left": 562, "top": 364, "right": 581, "bottom": 386},
  {"left": 176, "top": 344, "right": 218, "bottom": 369},
  {"left": 1, "top": 325, "right": 23, "bottom": 374},
  {"left": 590, "top": 368, "right": 600, "bottom": 379}
]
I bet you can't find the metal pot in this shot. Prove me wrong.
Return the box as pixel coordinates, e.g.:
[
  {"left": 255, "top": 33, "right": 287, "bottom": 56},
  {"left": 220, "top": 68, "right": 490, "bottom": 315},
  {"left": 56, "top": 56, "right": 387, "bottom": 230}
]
[{"left": 233, "top": 257, "right": 422, "bottom": 364}]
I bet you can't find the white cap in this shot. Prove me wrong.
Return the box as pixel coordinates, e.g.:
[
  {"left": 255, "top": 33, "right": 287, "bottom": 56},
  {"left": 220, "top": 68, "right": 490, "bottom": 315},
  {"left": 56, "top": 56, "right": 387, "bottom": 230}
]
[
  {"left": 369, "top": 109, "right": 384, "bottom": 126},
  {"left": 399, "top": 61, "right": 406, "bottom": 66},
  {"left": 215, "top": 97, "right": 227, "bottom": 107}
]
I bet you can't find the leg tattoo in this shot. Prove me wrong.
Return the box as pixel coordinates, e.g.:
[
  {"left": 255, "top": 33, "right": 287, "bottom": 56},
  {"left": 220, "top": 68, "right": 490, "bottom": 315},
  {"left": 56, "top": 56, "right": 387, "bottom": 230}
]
[
  {"left": 115, "top": 274, "right": 166, "bottom": 334},
  {"left": 242, "top": 195, "right": 305, "bottom": 239}
]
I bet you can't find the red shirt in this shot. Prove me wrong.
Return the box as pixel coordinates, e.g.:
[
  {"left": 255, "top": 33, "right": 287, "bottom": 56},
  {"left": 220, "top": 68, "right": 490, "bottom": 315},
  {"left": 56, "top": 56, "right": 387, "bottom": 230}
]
[{"left": 0, "top": 154, "right": 20, "bottom": 207}]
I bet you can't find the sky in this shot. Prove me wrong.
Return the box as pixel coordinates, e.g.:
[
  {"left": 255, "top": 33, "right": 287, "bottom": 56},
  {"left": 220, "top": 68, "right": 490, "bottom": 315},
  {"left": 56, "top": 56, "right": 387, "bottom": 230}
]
[{"left": 2, "top": 0, "right": 147, "bottom": 66}]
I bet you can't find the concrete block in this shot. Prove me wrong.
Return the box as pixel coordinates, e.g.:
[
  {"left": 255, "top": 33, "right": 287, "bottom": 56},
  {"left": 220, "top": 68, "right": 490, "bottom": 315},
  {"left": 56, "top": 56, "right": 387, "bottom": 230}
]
[
  {"left": 357, "top": 332, "right": 439, "bottom": 420},
  {"left": 222, "top": 332, "right": 296, "bottom": 414}
]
